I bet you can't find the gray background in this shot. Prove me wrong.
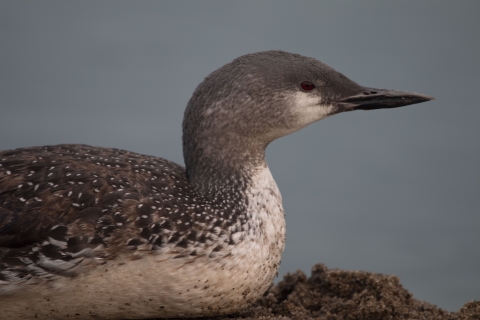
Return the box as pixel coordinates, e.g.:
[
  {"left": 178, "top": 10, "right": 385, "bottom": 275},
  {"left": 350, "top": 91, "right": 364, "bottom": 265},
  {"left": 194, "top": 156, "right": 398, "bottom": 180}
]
[{"left": 1, "top": 1, "right": 479, "bottom": 312}]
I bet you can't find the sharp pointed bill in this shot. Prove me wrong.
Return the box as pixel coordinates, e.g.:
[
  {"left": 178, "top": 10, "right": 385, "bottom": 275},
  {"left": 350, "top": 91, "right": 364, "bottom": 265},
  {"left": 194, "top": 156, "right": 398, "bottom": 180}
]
[{"left": 333, "top": 88, "right": 434, "bottom": 112}]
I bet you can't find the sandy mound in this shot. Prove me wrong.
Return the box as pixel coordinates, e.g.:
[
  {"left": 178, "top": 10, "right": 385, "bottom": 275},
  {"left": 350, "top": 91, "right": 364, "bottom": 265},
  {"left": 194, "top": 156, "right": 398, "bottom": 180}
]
[{"left": 176, "top": 264, "right": 479, "bottom": 320}]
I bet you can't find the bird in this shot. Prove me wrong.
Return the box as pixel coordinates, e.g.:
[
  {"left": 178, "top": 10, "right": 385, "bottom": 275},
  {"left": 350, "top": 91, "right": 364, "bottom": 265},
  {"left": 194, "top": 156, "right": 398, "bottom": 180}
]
[{"left": 0, "top": 50, "right": 433, "bottom": 319}]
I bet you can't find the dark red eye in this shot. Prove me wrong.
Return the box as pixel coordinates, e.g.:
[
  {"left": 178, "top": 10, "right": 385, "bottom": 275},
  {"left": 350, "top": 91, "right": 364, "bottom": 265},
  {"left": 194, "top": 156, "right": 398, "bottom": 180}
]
[{"left": 301, "top": 81, "right": 315, "bottom": 91}]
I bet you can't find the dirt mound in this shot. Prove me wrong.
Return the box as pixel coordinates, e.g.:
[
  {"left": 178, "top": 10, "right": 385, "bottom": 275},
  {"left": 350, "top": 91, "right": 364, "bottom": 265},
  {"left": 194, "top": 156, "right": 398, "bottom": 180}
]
[{"left": 189, "top": 264, "right": 479, "bottom": 320}]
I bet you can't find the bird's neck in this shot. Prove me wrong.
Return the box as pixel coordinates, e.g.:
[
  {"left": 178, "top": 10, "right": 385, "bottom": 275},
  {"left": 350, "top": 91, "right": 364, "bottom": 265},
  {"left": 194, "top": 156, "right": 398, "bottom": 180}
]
[{"left": 183, "top": 130, "right": 268, "bottom": 199}]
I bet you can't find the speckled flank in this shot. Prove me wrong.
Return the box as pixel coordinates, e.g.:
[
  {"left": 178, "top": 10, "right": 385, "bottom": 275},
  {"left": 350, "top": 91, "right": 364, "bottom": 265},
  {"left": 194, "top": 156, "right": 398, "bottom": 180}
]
[{"left": 0, "top": 146, "right": 284, "bottom": 319}]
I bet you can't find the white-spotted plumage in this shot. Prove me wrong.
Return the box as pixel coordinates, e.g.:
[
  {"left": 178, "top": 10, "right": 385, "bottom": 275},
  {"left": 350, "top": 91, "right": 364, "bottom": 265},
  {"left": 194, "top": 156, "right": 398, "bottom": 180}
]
[{"left": 1, "top": 161, "right": 284, "bottom": 319}]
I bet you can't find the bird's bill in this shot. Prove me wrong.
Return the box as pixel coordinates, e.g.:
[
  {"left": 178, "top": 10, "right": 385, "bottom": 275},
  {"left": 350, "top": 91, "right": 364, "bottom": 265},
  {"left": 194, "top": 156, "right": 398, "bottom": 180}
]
[{"left": 333, "top": 88, "right": 434, "bottom": 111}]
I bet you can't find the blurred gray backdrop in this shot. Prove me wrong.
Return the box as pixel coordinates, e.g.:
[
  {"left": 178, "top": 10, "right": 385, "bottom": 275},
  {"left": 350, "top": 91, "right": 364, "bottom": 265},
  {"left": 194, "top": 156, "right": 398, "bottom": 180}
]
[{"left": 1, "top": 0, "right": 479, "bottom": 312}]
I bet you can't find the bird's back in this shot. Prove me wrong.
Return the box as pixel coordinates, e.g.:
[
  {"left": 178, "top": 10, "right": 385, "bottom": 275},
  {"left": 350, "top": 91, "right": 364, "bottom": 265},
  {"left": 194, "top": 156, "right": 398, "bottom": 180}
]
[
  {"left": 0, "top": 144, "right": 284, "bottom": 319},
  {"left": 0, "top": 145, "right": 191, "bottom": 288}
]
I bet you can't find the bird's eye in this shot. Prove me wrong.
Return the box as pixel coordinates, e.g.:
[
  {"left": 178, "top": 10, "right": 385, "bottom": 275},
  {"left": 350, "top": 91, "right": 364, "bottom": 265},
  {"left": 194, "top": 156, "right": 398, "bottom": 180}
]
[{"left": 300, "top": 81, "right": 315, "bottom": 91}]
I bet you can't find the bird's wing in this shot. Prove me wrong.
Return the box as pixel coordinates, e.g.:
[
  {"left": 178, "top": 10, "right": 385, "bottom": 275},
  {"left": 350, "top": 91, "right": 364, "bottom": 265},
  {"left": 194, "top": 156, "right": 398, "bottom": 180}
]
[{"left": 0, "top": 144, "right": 194, "bottom": 293}]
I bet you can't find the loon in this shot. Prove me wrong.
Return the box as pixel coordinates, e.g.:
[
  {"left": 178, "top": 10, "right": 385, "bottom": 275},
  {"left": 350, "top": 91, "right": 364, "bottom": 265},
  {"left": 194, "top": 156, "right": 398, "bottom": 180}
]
[{"left": 0, "top": 51, "right": 433, "bottom": 319}]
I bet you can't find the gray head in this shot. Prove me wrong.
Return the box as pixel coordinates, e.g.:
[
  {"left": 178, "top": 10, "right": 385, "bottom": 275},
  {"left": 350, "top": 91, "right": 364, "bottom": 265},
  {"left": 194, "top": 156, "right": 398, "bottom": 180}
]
[{"left": 183, "top": 50, "right": 433, "bottom": 191}]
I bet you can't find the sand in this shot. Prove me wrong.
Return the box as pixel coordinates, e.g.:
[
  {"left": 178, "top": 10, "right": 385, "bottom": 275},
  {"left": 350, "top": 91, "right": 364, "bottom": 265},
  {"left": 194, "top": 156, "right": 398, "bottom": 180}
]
[{"left": 169, "top": 264, "right": 479, "bottom": 320}]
